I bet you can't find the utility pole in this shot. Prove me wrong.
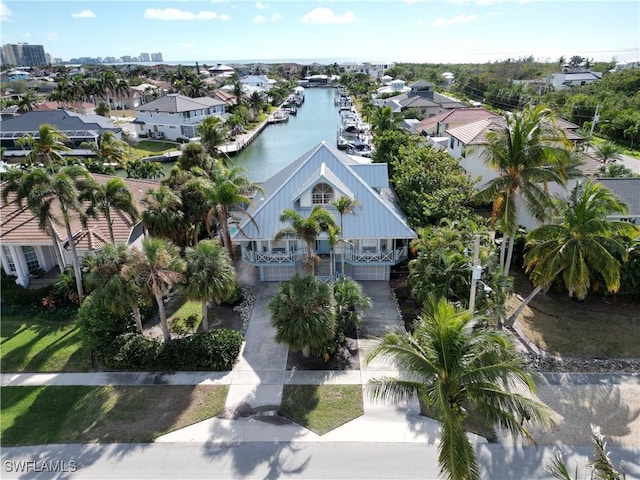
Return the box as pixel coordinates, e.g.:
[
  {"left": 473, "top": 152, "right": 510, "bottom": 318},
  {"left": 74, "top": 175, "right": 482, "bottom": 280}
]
[
  {"left": 468, "top": 235, "right": 482, "bottom": 313},
  {"left": 589, "top": 104, "right": 600, "bottom": 138}
]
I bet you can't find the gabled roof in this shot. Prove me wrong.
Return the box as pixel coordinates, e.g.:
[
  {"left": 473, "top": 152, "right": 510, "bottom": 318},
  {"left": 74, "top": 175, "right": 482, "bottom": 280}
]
[
  {"left": 400, "top": 96, "right": 440, "bottom": 108},
  {"left": 415, "top": 107, "right": 499, "bottom": 134},
  {"left": 235, "top": 141, "right": 416, "bottom": 240},
  {"left": 134, "top": 94, "right": 225, "bottom": 113},
  {"left": 0, "top": 110, "right": 120, "bottom": 134},
  {"left": 447, "top": 118, "right": 506, "bottom": 145},
  {"left": 291, "top": 162, "right": 354, "bottom": 203}
]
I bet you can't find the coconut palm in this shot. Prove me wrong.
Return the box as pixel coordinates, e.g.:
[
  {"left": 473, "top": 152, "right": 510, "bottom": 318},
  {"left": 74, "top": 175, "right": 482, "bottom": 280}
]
[
  {"left": 248, "top": 91, "right": 264, "bottom": 119},
  {"left": 197, "top": 116, "right": 229, "bottom": 165},
  {"left": 83, "top": 243, "right": 146, "bottom": 333},
  {"left": 126, "top": 159, "right": 165, "bottom": 180},
  {"left": 179, "top": 176, "right": 216, "bottom": 246},
  {"left": 331, "top": 195, "right": 359, "bottom": 276},
  {"left": 141, "top": 185, "right": 188, "bottom": 248},
  {"left": 372, "top": 106, "right": 400, "bottom": 136},
  {"left": 78, "top": 176, "right": 139, "bottom": 244},
  {"left": 16, "top": 124, "right": 71, "bottom": 167},
  {"left": 474, "top": 105, "right": 572, "bottom": 275},
  {"left": 367, "top": 296, "right": 550, "bottom": 480},
  {"left": 268, "top": 274, "right": 336, "bottom": 358},
  {"left": 1, "top": 165, "right": 92, "bottom": 299},
  {"left": 593, "top": 141, "right": 622, "bottom": 164},
  {"left": 507, "top": 179, "right": 638, "bottom": 327},
  {"left": 17, "top": 89, "right": 39, "bottom": 113},
  {"left": 183, "top": 240, "right": 237, "bottom": 331},
  {"left": 274, "top": 206, "right": 337, "bottom": 274},
  {"left": 122, "top": 238, "right": 185, "bottom": 342},
  {"left": 81, "top": 131, "right": 130, "bottom": 170}
]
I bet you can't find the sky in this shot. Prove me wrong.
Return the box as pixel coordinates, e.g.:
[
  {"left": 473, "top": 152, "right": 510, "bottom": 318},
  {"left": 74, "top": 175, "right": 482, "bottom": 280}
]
[{"left": 1, "top": 0, "right": 638, "bottom": 65}]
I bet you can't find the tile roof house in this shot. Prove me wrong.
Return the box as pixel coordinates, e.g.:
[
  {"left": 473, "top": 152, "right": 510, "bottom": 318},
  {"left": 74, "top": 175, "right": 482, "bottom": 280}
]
[
  {"left": 133, "top": 93, "right": 227, "bottom": 141},
  {"left": 375, "top": 80, "right": 466, "bottom": 117},
  {"left": 233, "top": 141, "right": 416, "bottom": 281},
  {"left": 1, "top": 174, "right": 156, "bottom": 287},
  {"left": 0, "top": 110, "right": 122, "bottom": 159},
  {"left": 415, "top": 107, "right": 499, "bottom": 136}
]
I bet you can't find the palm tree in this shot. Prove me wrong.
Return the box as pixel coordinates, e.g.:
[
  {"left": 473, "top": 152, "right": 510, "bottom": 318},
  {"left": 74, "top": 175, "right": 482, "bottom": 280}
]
[
  {"left": 83, "top": 243, "right": 146, "bottom": 333},
  {"left": 268, "top": 274, "right": 336, "bottom": 358},
  {"left": 122, "top": 238, "right": 185, "bottom": 342},
  {"left": 593, "top": 141, "right": 622, "bottom": 164},
  {"left": 367, "top": 296, "right": 550, "bottom": 480},
  {"left": 248, "top": 91, "right": 264, "bottom": 119},
  {"left": 331, "top": 195, "right": 359, "bottom": 276},
  {"left": 372, "top": 106, "right": 400, "bottom": 136},
  {"left": 183, "top": 240, "right": 237, "bottom": 331},
  {"left": 17, "top": 89, "right": 39, "bottom": 113},
  {"left": 16, "top": 124, "right": 71, "bottom": 167},
  {"left": 126, "top": 159, "right": 165, "bottom": 180},
  {"left": 79, "top": 176, "right": 139, "bottom": 244},
  {"left": 97, "top": 70, "right": 117, "bottom": 110},
  {"left": 81, "top": 131, "right": 130, "bottom": 170},
  {"left": 474, "top": 105, "right": 572, "bottom": 275},
  {"left": 274, "top": 206, "right": 337, "bottom": 274},
  {"left": 507, "top": 179, "right": 638, "bottom": 327},
  {"left": 197, "top": 116, "right": 229, "bottom": 164},
  {"left": 1, "top": 165, "right": 92, "bottom": 299},
  {"left": 141, "top": 185, "right": 188, "bottom": 248},
  {"left": 179, "top": 176, "right": 216, "bottom": 246},
  {"left": 333, "top": 277, "right": 371, "bottom": 332}
]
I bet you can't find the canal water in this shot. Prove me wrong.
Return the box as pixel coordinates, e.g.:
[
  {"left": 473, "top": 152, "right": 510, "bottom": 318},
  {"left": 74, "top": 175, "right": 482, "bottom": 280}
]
[{"left": 233, "top": 87, "right": 342, "bottom": 182}]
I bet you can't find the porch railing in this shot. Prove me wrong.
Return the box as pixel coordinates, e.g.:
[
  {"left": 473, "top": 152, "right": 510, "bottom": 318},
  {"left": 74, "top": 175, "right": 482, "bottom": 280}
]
[
  {"left": 241, "top": 248, "right": 306, "bottom": 264},
  {"left": 241, "top": 245, "right": 408, "bottom": 265},
  {"left": 345, "top": 246, "right": 408, "bottom": 263}
]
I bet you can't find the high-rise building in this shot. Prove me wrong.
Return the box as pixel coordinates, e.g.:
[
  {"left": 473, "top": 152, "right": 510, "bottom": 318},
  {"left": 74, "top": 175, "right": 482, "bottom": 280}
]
[
  {"left": 1, "top": 43, "right": 48, "bottom": 67},
  {"left": 150, "top": 52, "right": 163, "bottom": 62},
  {"left": 139, "top": 52, "right": 150, "bottom": 62}
]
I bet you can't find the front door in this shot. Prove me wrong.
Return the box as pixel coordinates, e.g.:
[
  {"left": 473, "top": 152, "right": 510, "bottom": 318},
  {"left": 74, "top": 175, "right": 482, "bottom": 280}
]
[{"left": 316, "top": 239, "right": 330, "bottom": 255}]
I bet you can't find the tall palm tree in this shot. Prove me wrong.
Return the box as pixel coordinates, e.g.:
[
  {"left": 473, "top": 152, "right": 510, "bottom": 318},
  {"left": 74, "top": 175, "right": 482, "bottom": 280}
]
[
  {"left": 475, "top": 105, "right": 572, "bottom": 275},
  {"left": 1, "top": 165, "right": 92, "bottom": 299},
  {"left": 17, "top": 89, "right": 39, "bottom": 113},
  {"left": 141, "top": 185, "right": 188, "bottom": 248},
  {"left": 83, "top": 243, "right": 146, "bottom": 333},
  {"left": 16, "top": 124, "right": 71, "bottom": 167},
  {"left": 197, "top": 116, "right": 229, "bottom": 164},
  {"left": 274, "top": 206, "right": 337, "bottom": 274},
  {"left": 97, "top": 70, "right": 117, "bottom": 109},
  {"left": 367, "top": 296, "right": 550, "bottom": 480},
  {"left": 372, "top": 106, "right": 400, "bottom": 136},
  {"left": 79, "top": 176, "right": 139, "bottom": 244},
  {"left": 183, "top": 240, "right": 237, "bottom": 331},
  {"left": 331, "top": 195, "right": 359, "bottom": 276},
  {"left": 593, "top": 141, "right": 622, "bottom": 164},
  {"left": 248, "top": 91, "right": 264, "bottom": 119},
  {"left": 507, "top": 179, "right": 638, "bottom": 327},
  {"left": 81, "top": 131, "right": 130, "bottom": 170},
  {"left": 122, "top": 238, "right": 185, "bottom": 342}
]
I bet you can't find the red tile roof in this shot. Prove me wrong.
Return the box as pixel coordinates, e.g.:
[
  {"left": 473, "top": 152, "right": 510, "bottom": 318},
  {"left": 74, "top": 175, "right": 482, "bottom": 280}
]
[{"left": 415, "top": 108, "right": 498, "bottom": 134}]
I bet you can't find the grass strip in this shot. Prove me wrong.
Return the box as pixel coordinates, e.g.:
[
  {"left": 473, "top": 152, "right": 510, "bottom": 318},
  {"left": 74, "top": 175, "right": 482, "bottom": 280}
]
[
  {"left": 1, "top": 385, "right": 228, "bottom": 446},
  {"left": 280, "top": 384, "right": 363, "bottom": 435}
]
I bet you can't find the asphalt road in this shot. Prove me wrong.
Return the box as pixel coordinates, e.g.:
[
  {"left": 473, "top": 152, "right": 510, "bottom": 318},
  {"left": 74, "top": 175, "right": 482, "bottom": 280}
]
[{"left": 2, "top": 442, "right": 639, "bottom": 480}]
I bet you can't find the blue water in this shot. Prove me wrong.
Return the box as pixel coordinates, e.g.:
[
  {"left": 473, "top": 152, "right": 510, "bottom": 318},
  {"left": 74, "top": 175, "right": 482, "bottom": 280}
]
[{"left": 233, "top": 87, "right": 342, "bottom": 181}]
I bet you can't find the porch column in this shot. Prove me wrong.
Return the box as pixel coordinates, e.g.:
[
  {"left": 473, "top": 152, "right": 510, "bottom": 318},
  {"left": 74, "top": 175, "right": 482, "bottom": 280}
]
[{"left": 10, "top": 245, "right": 29, "bottom": 287}]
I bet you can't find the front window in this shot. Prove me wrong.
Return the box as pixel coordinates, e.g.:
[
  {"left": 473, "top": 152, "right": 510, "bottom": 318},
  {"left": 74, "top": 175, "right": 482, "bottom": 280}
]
[
  {"left": 2, "top": 246, "right": 16, "bottom": 273},
  {"left": 312, "top": 183, "right": 334, "bottom": 204},
  {"left": 22, "top": 246, "right": 39, "bottom": 271}
]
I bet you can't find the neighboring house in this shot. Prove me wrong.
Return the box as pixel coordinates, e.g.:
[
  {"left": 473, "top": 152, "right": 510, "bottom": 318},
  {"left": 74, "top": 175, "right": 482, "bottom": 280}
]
[
  {"left": 34, "top": 101, "right": 96, "bottom": 115},
  {"left": 375, "top": 80, "right": 466, "bottom": 118},
  {"left": 0, "top": 174, "right": 155, "bottom": 287},
  {"left": 129, "top": 83, "right": 161, "bottom": 106},
  {"left": 0, "top": 110, "right": 122, "bottom": 158},
  {"left": 233, "top": 141, "right": 416, "bottom": 281},
  {"left": 376, "top": 79, "right": 411, "bottom": 95},
  {"left": 207, "top": 63, "right": 235, "bottom": 79},
  {"left": 132, "top": 93, "right": 227, "bottom": 141},
  {"left": 415, "top": 107, "right": 499, "bottom": 137},
  {"left": 240, "top": 75, "right": 276, "bottom": 91},
  {"left": 595, "top": 178, "right": 640, "bottom": 224},
  {"left": 4, "top": 70, "right": 30, "bottom": 82},
  {"left": 545, "top": 67, "right": 602, "bottom": 90},
  {"left": 610, "top": 59, "right": 640, "bottom": 72}
]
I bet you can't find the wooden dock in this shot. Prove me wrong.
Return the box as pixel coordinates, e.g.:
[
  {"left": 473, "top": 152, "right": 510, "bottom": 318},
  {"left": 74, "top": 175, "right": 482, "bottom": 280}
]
[{"left": 219, "top": 119, "right": 268, "bottom": 155}]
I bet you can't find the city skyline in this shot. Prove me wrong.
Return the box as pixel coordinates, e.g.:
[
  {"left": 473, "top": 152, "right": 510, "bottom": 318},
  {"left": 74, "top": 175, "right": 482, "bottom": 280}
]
[{"left": 1, "top": 0, "right": 638, "bottom": 65}]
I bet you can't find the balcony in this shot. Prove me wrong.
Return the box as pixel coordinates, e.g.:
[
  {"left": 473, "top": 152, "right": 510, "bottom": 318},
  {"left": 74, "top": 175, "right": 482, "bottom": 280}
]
[{"left": 241, "top": 245, "right": 408, "bottom": 266}]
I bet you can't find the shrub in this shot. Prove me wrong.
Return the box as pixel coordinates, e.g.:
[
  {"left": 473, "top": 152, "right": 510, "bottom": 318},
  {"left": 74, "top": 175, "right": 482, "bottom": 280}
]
[
  {"left": 1, "top": 284, "right": 53, "bottom": 306},
  {"left": 108, "top": 333, "right": 161, "bottom": 370}
]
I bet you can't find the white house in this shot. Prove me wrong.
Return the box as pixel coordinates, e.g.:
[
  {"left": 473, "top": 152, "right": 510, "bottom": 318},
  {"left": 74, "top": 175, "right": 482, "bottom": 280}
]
[
  {"left": 545, "top": 68, "right": 602, "bottom": 90},
  {"left": 240, "top": 75, "right": 276, "bottom": 91},
  {"left": 233, "top": 141, "right": 416, "bottom": 281},
  {"left": 132, "top": 93, "right": 227, "bottom": 141}
]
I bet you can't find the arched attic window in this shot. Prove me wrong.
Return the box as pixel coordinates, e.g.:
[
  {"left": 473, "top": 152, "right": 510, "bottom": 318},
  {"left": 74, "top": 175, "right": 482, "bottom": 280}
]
[{"left": 312, "top": 182, "right": 334, "bottom": 205}]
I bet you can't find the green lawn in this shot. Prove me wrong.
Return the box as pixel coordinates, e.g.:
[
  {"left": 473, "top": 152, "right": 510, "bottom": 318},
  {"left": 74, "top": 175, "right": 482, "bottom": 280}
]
[
  {"left": 1, "top": 385, "right": 228, "bottom": 445},
  {"left": 130, "top": 140, "right": 180, "bottom": 161},
  {"left": 279, "top": 384, "right": 363, "bottom": 435},
  {"left": 0, "top": 314, "right": 91, "bottom": 373},
  {"left": 168, "top": 298, "right": 202, "bottom": 335}
]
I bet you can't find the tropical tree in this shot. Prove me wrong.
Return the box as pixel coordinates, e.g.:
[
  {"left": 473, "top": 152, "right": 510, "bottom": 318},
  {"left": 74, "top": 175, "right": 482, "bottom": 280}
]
[
  {"left": 16, "top": 124, "right": 71, "bottom": 166},
  {"left": 331, "top": 195, "right": 359, "bottom": 276},
  {"left": 83, "top": 243, "right": 146, "bottom": 333},
  {"left": 1, "top": 165, "right": 92, "bottom": 299},
  {"left": 183, "top": 240, "right": 237, "bottom": 331},
  {"left": 78, "top": 176, "right": 139, "bottom": 244},
  {"left": 141, "top": 185, "right": 188, "bottom": 248},
  {"left": 82, "top": 131, "right": 130, "bottom": 169},
  {"left": 197, "top": 116, "right": 229, "bottom": 164},
  {"left": 122, "top": 238, "right": 185, "bottom": 342},
  {"left": 17, "top": 89, "right": 39, "bottom": 113},
  {"left": 274, "top": 206, "right": 337, "bottom": 274},
  {"left": 126, "top": 159, "right": 164, "bottom": 180},
  {"left": 268, "top": 274, "right": 336, "bottom": 358},
  {"left": 474, "top": 105, "right": 572, "bottom": 275},
  {"left": 367, "top": 296, "right": 550, "bottom": 480},
  {"left": 248, "top": 91, "right": 264, "bottom": 119},
  {"left": 593, "top": 141, "right": 622, "bottom": 164},
  {"left": 333, "top": 277, "right": 371, "bottom": 333},
  {"left": 372, "top": 106, "right": 400, "bottom": 136},
  {"left": 507, "top": 179, "right": 638, "bottom": 327}
]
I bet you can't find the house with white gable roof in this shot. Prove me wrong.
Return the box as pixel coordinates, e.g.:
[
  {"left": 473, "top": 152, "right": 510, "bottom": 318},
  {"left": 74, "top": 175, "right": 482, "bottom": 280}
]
[{"left": 233, "top": 141, "right": 416, "bottom": 281}]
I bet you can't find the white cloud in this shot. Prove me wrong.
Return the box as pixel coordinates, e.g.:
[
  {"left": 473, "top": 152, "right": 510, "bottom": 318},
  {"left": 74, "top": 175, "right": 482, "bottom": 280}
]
[
  {"left": 253, "top": 14, "right": 266, "bottom": 23},
  {"left": 144, "top": 8, "right": 226, "bottom": 21},
  {"left": 47, "top": 32, "right": 60, "bottom": 41},
  {"left": 256, "top": 1, "right": 268, "bottom": 10},
  {"left": 301, "top": 7, "right": 358, "bottom": 25},
  {"left": 71, "top": 9, "right": 96, "bottom": 19},
  {"left": 431, "top": 14, "right": 478, "bottom": 26},
  {"left": 0, "top": 1, "right": 14, "bottom": 21},
  {"left": 254, "top": 12, "right": 281, "bottom": 23},
  {"left": 271, "top": 13, "right": 281, "bottom": 21}
]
